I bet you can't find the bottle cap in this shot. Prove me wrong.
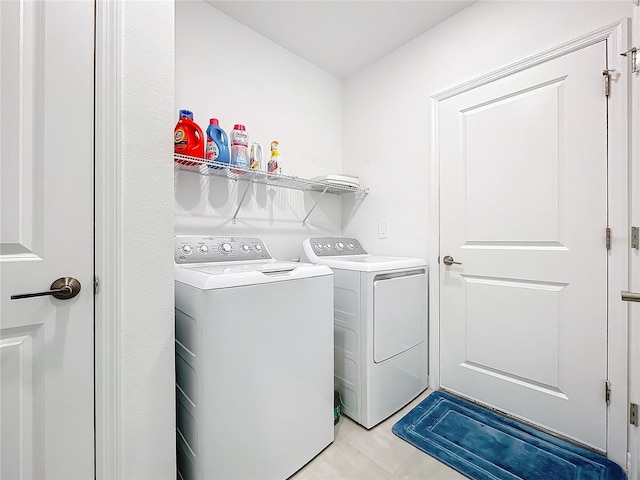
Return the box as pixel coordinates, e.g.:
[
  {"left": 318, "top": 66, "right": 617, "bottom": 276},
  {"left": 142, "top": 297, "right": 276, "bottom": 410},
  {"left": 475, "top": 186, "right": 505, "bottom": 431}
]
[
  {"left": 209, "top": 118, "right": 219, "bottom": 125},
  {"left": 233, "top": 124, "right": 246, "bottom": 131},
  {"left": 179, "top": 110, "right": 193, "bottom": 119}
]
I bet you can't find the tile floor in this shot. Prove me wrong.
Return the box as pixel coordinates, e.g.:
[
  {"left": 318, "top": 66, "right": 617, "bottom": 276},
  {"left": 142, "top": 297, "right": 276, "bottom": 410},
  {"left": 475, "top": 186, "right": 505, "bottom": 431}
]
[{"left": 291, "top": 389, "right": 466, "bottom": 480}]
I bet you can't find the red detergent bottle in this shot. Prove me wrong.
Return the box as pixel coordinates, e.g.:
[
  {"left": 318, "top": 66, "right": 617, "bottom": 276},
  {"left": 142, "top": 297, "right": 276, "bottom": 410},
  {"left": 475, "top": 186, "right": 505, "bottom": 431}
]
[{"left": 174, "top": 110, "right": 205, "bottom": 166}]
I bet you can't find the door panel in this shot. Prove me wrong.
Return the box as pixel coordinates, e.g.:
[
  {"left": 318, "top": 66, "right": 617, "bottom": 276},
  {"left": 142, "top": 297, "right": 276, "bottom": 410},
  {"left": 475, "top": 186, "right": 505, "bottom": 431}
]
[
  {"left": 439, "top": 41, "right": 607, "bottom": 450},
  {"left": 1, "top": 327, "right": 41, "bottom": 480},
  {"left": 464, "top": 81, "right": 562, "bottom": 244},
  {"left": 0, "top": 1, "right": 94, "bottom": 477},
  {"left": 463, "top": 276, "right": 563, "bottom": 390},
  {"left": 1, "top": 0, "right": 42, "bottom": 258}
]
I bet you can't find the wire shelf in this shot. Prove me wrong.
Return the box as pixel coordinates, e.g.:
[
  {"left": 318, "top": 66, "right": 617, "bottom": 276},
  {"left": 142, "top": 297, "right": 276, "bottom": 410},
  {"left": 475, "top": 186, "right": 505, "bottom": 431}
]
[{"left": 174, "top": 154, "right": 368, "bottom": 195}]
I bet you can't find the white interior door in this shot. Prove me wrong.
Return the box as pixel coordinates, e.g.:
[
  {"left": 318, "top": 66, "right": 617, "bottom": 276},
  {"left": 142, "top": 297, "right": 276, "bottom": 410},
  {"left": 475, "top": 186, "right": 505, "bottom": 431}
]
[
  {"left": 1, "top": 1, "right": 94, "bottom": 478},
  {"left": 439, "top": 40, "right": 608, "bottom": 451}
]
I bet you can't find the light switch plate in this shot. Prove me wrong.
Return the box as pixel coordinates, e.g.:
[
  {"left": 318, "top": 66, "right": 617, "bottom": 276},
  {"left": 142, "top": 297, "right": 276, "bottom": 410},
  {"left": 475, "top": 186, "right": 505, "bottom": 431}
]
[{"left": 378, "top": 222, "right": 389, "bottom": 239}]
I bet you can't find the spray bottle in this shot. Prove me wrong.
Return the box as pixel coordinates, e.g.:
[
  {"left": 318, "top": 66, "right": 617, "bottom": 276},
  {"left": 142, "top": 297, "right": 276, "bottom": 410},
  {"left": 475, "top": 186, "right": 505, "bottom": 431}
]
[{"left": 268, "top": 140, "right": 280, "bottom": 178}]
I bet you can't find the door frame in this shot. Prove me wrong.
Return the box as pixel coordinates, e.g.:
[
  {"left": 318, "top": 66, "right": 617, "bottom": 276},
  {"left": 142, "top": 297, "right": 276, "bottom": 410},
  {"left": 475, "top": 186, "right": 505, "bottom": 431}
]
[
  {"left": 429, "top": 20, "right": 630, "bottom": 466},
  {"left": 95, "top": 0, "right": 122, "bottom": 477},
  {"left": 627, "top": 5, "right": 640, "bottom": 478}
]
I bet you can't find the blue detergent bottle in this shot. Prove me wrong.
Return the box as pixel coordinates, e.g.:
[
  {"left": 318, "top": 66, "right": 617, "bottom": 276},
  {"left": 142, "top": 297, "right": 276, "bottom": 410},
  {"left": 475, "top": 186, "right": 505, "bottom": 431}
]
[{"left": 205, "top": 118, "right": 230, "bottom": 168}]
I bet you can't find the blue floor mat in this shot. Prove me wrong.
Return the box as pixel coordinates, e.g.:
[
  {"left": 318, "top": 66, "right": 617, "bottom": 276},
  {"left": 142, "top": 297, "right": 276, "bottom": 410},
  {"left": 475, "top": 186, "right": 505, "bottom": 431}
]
[{"left": 392, "top": 391, "right": 626, "bottom": 480}]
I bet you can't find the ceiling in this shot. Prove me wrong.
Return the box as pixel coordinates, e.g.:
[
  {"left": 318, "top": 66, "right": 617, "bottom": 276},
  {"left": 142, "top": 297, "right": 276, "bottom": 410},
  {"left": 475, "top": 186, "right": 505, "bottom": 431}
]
[{"left": 207, "top": 1, "right": 475, "bottom": 79}]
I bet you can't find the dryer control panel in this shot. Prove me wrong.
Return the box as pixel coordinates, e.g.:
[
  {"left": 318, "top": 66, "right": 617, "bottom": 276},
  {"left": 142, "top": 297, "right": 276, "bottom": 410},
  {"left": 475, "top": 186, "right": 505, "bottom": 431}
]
[
  {"left": 175, "top": 236, "right": 272, "bottom": 264},
  {"left": 305, "top": 237, "right": 367, "bottom": 258}
]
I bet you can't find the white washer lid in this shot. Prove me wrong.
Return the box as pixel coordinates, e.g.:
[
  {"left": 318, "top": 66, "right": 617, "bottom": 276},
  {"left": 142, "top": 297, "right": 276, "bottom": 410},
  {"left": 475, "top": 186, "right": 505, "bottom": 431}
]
[{"left": 175, "top": 260, "right": 332, "bottom": 289}]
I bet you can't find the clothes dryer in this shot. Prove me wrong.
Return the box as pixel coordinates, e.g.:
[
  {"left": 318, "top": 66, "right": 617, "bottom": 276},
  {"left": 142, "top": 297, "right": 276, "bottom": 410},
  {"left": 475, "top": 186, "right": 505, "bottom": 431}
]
[
  {"left": 175, "top": 236, "right": 334, "bottom": 480},
  {"left": 302, "top": 237, "right": 427, "bottom": 429}
]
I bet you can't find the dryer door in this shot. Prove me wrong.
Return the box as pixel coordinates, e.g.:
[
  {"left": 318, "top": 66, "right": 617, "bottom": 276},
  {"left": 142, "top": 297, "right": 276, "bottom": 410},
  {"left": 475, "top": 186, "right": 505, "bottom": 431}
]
[{"left": 373, "top": 270, "right": 426, "bottom": 363}]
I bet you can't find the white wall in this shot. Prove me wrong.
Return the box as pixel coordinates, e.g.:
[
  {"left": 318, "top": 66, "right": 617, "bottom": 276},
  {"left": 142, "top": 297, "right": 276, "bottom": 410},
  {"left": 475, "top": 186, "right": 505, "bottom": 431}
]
[
  {"left": 119, "top": 1, "right": 176, "bottom": 478},
  {"left": 175, "top": 0, "right": 345, "bottom": 260},
  {"left": 342, "top": 1, "right": 632, "bottom": 261}
]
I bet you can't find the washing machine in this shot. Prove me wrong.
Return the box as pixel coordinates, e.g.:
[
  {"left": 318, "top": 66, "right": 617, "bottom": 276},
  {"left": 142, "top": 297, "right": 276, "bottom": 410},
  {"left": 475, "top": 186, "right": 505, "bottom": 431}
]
[
  {"left": 301, "top": 237, "right": 427, "bottom": 429},
  {"left": 175, "top": 236, "right": 334, "bottom": 480}
]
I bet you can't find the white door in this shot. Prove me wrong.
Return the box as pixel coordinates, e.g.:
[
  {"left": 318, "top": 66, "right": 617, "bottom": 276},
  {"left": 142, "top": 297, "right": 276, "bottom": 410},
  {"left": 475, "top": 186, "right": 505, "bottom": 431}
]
[
  {"left": 439, "top": 41, "right": 608, "bottom": 450},
  {"left": 1, "top": 1, "right": 94, "bottom": 478}
]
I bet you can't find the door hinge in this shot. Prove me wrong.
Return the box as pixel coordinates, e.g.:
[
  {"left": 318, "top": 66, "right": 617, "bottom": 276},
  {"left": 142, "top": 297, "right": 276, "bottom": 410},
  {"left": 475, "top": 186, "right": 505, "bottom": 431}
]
[
  {"left": 621, "top": 47, "right": 638, "bottom": 73},
  {"left": 631, "top": 403, "right": 638, "bottom": 426},
  {"left": 632, "top": 227, "right": 639, "bottom": 249},
  {"left": 603, "top": 70, "right": 612, "bottom": 97},
  {"left": 606, "top": 227, "right": 611, "bottom": 250},
  {"left": 94, "top": 275, "right": 99, "bottom": 295},
  {"left": 606, "top": 381, "right": 611, "bottom": 405}
]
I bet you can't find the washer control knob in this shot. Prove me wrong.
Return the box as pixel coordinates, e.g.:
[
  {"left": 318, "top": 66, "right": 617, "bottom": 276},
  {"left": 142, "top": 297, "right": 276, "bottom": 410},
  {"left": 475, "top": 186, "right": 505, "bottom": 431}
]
[
  {"left": 314, "top": 243, "right": 322, "bottom": 251},
  {"left": 324, "top": 243, "right": 332, "bottom": 251},
  {"left": 336, "top": 242, "right": 344, "bottom": 251},
  {"left": 241, "top": 244, "right": 250, "bottom": 253},
  {"left": 254, "top": 244, "right": 263, "bottom": 252},
  {"left": 180, "top": 244, "right": 193, "bottom": 255},
  {"left": 347, "top": 243, "right": 354, "bottom": 250},
  {"left": 220, "top": 243, "right": 232, "bottom": 254},
  {"left": 198, "top": 245, "right": 209, "bottom": 255}
]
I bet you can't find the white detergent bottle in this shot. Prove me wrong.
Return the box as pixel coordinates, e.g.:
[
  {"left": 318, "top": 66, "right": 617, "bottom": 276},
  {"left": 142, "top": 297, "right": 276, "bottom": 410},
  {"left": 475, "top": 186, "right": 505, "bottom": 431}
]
[{"left": 230, "top": 124, "right": 249, "bottom": 173}]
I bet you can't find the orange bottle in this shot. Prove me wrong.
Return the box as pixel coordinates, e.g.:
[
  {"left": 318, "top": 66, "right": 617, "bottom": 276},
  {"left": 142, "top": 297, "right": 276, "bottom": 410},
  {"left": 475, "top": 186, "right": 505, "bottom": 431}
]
[{"left": 174, "top": 110, "right": 205, "bottom": 166}]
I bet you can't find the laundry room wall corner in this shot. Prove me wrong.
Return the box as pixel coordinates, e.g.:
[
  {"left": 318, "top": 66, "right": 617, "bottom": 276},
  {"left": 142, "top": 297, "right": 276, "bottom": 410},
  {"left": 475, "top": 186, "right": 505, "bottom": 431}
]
[{"left": 174, "top": 0, "right": 344, "bottom": 261}]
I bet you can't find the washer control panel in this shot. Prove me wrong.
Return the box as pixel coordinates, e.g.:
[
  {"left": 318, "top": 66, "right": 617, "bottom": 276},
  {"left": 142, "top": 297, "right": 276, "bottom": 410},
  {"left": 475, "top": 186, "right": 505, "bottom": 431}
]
[
  {"left": 175, "top": 236, "right": 272, "bottom": 264},
  {"left": 306, "top": 237, "right": 367, "bottom": 257}
]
